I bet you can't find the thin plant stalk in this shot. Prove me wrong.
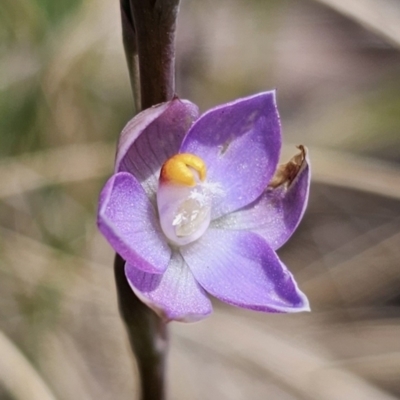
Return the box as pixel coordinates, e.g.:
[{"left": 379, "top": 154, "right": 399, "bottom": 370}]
[
  {"left": 115, "top": 1, "right": 181, "bottom": 399},
  {"left": 114, "top": 254, "right": 168, "bottom": 400}
]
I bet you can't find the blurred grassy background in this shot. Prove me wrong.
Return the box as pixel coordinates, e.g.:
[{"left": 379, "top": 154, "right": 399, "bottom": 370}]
[{"left": 1, "top": 0, "right": 400, "bottom": 399}]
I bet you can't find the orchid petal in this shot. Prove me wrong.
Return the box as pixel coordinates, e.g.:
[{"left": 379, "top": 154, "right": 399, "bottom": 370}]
[
  {"left": 180, "top": 91, "right": 281, "bottom": 219},
  {"left": 213, "top": 147, "right": 310, "bottom": 250},
  {"left": 97, "top": 172, "right": 170, "bottom": 274},
  {"left": 181, "top": 229, "right": 309, "bottom": 313},
  {"left": 126, "top": 252, "right": 212, "bottom": 322},
  {"left": 116, "top": 98, "right": 199, "bottom": 199}
]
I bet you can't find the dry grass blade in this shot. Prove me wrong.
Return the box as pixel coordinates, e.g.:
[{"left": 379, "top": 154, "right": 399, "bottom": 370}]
[
  {"left": 40, "top": 331, "right": 108, "bottom": 400},
  {"left": 0, "top": 142, "right": 113, "bottom": 198},
  {"left": 311, "top": 0, "right": 400, "bottom": 48},
  {"left": 343, "top": 352, "right": 400, "bottom": 382},
  {"left": 300, "top": 319, "right": 400, "bottom": 392},
  {"left": 173, "top": 312, "right": 398, "bottom": 400},
  {"left": 0, "top": 227, "right": 138, "bottom": 400},
  {"left": 0, "top": 330, "right": 58, "bottom": 400},
  {"left": 298, "top": 220, "right": 400, "bottom": 306}
]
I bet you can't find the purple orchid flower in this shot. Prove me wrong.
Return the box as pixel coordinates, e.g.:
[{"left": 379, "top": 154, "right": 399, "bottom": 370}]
[{"left": 98, "top": 91, "right": 310, "bottom": 322}]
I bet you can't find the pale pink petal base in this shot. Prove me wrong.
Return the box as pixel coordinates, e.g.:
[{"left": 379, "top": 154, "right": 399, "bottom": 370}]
[
  {"left": 126, "top": 252, "right": 212, "bottom": 322},
  {"left": 181, "top": 229, "right": 309, "bottom": 313}
]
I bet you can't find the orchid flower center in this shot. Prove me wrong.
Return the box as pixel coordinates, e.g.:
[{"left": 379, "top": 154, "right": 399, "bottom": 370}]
[{"left": 157, "top": 153, "right": 212, "bottom": 246}]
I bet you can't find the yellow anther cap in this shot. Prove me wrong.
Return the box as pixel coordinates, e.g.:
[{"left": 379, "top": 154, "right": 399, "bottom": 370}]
[{"left": 160, "top": 153, "right": 207, "bottom": 186}]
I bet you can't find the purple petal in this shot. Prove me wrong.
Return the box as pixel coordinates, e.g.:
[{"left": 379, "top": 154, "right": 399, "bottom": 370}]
[
  {"left": 116, "top": 98, "right": 199, "bottom": 199},
  {"left": 180, "top": 91, "right": 281, "bottom": 219},
  {"left": 97, "top": 172, "right": 170, "bottom": 274},
  {"left": 181, "top": 229, "right": 309, "bottom": 313},
  {"left": 125, "top": 252, "right": 212, "bottom": 322},
  {"left": 213, "top": 147, "right": 310, "bottom": 250}
]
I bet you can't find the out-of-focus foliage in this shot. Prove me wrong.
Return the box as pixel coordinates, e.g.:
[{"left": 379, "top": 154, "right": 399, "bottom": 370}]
[
  {"left": 1, "top": 0, "right": 400, "bottom": 399},
  {"left": 0, "top": 0, "right": 131, "bottom": 157}
]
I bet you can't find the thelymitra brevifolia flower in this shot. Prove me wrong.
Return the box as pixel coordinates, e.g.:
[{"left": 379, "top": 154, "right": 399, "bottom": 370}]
[{"left": 98, "top": 91, "right": 310, "bottom": 322}]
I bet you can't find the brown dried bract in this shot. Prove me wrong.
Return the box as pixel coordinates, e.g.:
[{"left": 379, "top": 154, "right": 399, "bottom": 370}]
[{"left": 268, "top": 145, "right": 306, "bottom": 189}]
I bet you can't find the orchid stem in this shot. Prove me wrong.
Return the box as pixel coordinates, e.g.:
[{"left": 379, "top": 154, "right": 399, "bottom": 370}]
[
  {"left": 116, "top": 0, "right": 181, "bottom": 399},
  {"left": 129, "top": 0, "right": 180, "bottom": 110},
  {"left": 114, "top": 255, "right": 168, "bottom": 400}
]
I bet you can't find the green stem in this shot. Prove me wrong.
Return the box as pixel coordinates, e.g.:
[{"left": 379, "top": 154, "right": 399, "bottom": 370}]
[{"left": 116, "top": 1, "right": 181, "bottom": 399}]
